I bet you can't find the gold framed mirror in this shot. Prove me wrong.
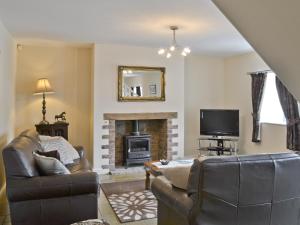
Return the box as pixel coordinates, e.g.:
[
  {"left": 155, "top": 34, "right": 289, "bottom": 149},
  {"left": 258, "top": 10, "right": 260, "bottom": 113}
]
[{"left": 118, "top": 66, "right": 166, "bottom": 101}]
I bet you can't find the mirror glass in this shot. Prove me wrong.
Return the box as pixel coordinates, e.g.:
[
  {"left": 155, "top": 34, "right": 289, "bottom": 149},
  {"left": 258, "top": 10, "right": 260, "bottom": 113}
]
[{"left": 118, "top": 66, "right": 165, "bottom": 101}]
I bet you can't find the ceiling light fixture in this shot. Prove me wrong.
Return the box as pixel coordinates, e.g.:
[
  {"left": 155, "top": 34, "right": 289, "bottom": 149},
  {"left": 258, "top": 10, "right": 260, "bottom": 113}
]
[{"left": 158, "top": 26, "right": 191, "bottom": 58}]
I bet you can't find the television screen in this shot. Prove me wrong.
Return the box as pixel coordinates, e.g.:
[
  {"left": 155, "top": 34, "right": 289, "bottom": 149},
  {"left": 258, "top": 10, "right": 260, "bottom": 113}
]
[{"left": 200, "top": 109, "right": 239, "bottom": 137}]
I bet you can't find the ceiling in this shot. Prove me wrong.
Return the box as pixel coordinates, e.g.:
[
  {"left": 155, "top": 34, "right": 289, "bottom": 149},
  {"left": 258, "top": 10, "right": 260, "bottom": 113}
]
[
  {"left": 212, "top": 0, "right": 300, "bottom": 99},
  {"left": 0, "top": 0, "right": 253, "bottom": 56}
]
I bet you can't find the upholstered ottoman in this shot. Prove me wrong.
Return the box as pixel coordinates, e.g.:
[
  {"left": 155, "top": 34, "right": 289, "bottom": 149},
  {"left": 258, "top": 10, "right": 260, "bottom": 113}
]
[{"left": 71, "top": 219, "right": 110, "bottom": 225}]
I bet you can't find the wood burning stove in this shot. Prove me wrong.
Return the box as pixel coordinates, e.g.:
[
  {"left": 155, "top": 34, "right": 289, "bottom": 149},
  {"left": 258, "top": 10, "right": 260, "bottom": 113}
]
[{"left": 123, "top": 120, "right": 151, "bottom": 167}]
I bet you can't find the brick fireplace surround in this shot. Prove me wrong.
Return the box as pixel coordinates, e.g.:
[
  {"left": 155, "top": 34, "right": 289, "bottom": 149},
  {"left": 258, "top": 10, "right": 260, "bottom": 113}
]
[{"left": 101, "top": 112, "right": 179, "bottom": 171}]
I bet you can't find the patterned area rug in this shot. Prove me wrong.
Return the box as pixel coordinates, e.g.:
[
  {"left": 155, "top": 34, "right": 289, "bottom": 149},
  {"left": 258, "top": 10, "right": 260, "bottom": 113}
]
[
  {"left": 71, "top": 219, "right": 110, "bottom": 225},
  {"left": 108, "top": 190, "right": 157, "bottom": 222},
  {"left": 101, "top": 180, "right": 157, "bottom": 223}
]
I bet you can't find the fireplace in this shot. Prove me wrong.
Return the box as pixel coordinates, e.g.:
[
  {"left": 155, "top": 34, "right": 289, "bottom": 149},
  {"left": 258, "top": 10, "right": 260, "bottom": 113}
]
[
  {"left": 123, "top": 134, "right": 151, "bottom": 167},
  {"left": 101, "top": 112, "right": 179, "bottom": 171},
  {"left": 123, "top": 120, "right": 151, "bottom": 167}
]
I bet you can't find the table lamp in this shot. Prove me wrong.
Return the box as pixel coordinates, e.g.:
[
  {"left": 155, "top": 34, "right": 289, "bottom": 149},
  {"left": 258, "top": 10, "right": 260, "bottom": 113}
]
[{"left": 33, "top": 78, "right": 55, "bottom": 124}]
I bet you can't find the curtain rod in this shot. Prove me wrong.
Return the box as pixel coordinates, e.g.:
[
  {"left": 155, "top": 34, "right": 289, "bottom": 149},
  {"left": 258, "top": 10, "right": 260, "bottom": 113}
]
[{"left": 246, "top": 69, "right": 272, "bottom": 75}]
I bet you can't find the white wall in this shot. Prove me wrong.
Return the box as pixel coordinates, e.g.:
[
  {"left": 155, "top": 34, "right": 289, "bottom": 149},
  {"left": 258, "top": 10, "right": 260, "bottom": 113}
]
[
  {"left": 212, "top": 0, "right": 300, "bottom": 101},
  {"left": 224, "top": 52, "right": 288, "bottom": 154},
  {"left": 15, "top": 45, "right": 93, "bottom": 159},
  {"left": 0, "top": 20, "right": 16, "bottom": 200},
  {"left": 93, "top": 44, "right": 184, "bottom": 173},
  {"left": 184, "top": 52, "right": 288, "bottom": 156},
  {"left": 93, "top": 48, "right": 288, "bottom": 173},
  {"left": 184, "top": 55, "right": 225, "bottom": 155}
]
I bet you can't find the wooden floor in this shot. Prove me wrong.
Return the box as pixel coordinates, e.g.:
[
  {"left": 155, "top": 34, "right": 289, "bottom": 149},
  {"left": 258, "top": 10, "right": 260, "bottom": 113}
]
[{"left": 0, "top": 172, "right": 157, "bottom": 225}]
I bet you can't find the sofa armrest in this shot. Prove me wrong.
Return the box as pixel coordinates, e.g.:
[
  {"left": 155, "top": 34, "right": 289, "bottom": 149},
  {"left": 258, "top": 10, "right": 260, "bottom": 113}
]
[
  {"left": 74, "top": 145, "right": 85, "bottom": 158},
  {"left": 7, "top": 172, "right": 99, "bottom": 202},
  {"left": 152, "top": 176, "right": 193, "bottom": 217}
]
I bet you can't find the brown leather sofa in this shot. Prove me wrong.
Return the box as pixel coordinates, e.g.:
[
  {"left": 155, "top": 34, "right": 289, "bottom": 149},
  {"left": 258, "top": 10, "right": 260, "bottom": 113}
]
[
  {"left": 2, "top": 130, "right": 99, "bottom": 225},
  {"left": 152, "top": 153, "right": 300, "bottom": 225}
]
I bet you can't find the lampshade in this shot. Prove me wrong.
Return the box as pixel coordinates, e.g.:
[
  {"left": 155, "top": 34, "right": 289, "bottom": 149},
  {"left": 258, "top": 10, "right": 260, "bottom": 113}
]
[{"left": 34, "top": 78, "right": 55, "bottom": 95}]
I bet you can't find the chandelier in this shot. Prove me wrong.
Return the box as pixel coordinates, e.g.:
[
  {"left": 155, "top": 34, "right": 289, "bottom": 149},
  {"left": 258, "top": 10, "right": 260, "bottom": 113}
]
[{"left": 158, "top": 26, "right": 191, "bottom": 58}]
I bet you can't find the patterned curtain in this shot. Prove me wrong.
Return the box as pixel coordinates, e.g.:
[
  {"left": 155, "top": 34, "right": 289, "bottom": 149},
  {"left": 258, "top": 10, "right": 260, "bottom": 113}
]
[
  {"left": 275, "top": 77, "right": 300, "bottom": 150},
  {"left": 251, "top": 72, "right": 267, "bottom": 142}
]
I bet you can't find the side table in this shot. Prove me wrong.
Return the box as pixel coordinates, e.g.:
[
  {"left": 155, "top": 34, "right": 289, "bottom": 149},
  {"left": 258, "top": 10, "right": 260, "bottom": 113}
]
[{"left": 35, "top": 123, "right": 69, "bottom": 140}]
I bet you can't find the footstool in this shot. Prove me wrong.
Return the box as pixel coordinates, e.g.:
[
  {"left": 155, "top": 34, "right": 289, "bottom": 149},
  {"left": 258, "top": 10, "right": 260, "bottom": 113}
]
[{"left": 71, "top": 219, "right": 110, "bottom": 225}]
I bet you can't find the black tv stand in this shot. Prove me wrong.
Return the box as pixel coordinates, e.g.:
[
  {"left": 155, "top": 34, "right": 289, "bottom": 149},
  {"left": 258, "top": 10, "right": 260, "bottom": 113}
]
[
  {"left": 207, "top": 146, "right": 231, "bottom": 155},
  {"left": 198, "top": 136, "right": 238, "bottom": 156}
]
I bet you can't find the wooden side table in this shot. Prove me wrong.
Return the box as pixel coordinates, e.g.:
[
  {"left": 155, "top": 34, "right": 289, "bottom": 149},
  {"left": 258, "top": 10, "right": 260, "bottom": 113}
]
[{"left": 35, "top": 123, "right": 69, "bottom": 140}]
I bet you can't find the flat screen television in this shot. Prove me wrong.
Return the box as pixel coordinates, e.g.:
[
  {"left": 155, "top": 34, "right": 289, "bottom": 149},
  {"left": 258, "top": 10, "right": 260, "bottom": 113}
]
[{"left": 200, "top": 109, "right": 239, "bottom": 137}]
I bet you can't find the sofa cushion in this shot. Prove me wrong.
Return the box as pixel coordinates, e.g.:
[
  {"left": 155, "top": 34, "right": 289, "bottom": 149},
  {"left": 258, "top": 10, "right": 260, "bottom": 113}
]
[
  {"left": 39, "top": 136, "right": 80, "bottom": 164},
  {"left": 36, "top": 150, "right": 60, "bottom": 160},
  {"left": 33, "top": 152, "right": 70, "bottom": 175},
  {"left": 3, "top": 136, "right": 41, "bottom": 178}
]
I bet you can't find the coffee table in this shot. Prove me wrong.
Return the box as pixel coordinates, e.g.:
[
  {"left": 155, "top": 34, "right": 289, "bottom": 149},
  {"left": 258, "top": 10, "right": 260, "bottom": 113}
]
[{"left": 144, "top": 161, "right": 163, "bottom": 190}]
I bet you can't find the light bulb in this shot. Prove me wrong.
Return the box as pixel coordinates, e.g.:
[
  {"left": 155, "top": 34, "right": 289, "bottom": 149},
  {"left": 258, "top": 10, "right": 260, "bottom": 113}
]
[
  {"left": 183, "top": 47, "right": 191, "bottom": 54},
  {"left": 166, "top": 52, "right": 172, "bottom": 58},
  {"left": 158, "top": 48, "right": 165, "bottom": 55},
  {"left": 181, "top": 51, "right": 187, "bottom": 56},
  {"left": 128, "top": 70, "right": 132, "bottom": 74},
  {"left": 170, "top": 45, "right": 175, "bottom": 51},
  {"left": 123, "top": 70, "right": 128, "bottom": 74}
]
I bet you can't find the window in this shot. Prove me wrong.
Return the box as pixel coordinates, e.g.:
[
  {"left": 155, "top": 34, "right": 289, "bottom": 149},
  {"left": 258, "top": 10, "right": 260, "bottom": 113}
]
[{"left": 259, "top": 72, "right": 286, "bottom": 125}]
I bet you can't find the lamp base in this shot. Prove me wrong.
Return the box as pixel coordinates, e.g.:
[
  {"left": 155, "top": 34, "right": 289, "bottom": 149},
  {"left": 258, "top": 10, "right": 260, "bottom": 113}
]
[{"left": 39, "top": 120, "right": 49, "bottom": 125}]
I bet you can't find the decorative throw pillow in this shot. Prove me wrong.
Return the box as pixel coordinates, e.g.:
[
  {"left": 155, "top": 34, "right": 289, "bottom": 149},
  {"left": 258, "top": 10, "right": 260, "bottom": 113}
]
[
  {"left": 36, "top": 150, "right": 60, "bottom": 160},
  {"left": 33, "top": 152, "right": 70, "bottom": 175},
  {"left": 38, "top": 135, "right": 54, "bottom": 141},
  {"left": 39, "top": 135, "right": 80, "bottom": 165}
]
